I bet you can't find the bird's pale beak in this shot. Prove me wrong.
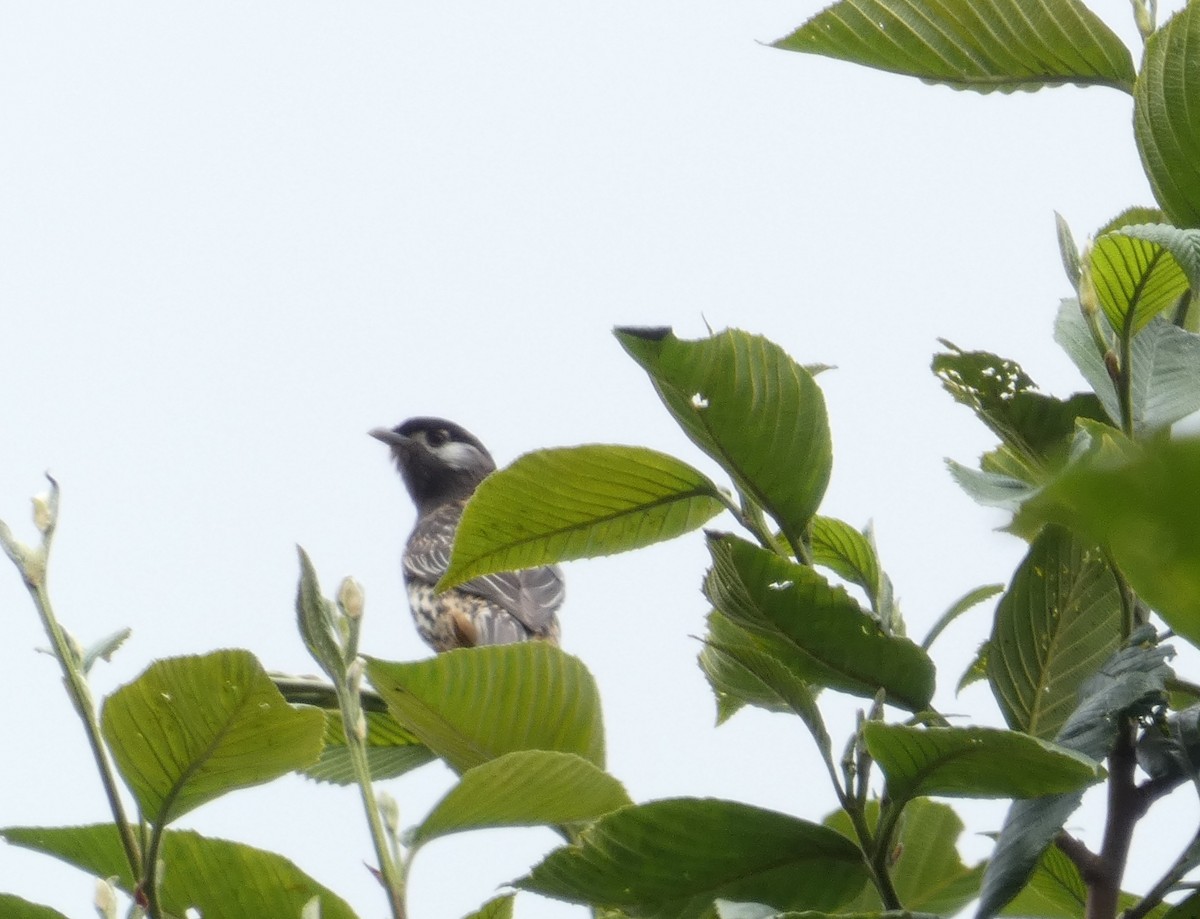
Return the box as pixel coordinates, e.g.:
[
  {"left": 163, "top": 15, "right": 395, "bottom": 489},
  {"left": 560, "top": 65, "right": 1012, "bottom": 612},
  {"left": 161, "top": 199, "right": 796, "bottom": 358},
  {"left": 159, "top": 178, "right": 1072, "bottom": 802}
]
[{"left": 369, "top": 427, "right": 411, "bottom": 449}]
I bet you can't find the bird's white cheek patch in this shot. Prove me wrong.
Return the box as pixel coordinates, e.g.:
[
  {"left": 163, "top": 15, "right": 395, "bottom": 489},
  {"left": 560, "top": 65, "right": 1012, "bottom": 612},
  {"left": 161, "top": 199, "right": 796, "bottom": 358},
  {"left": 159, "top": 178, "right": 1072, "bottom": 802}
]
[{"left": 438, "top": 442, "right": 482, "bottom": 470}]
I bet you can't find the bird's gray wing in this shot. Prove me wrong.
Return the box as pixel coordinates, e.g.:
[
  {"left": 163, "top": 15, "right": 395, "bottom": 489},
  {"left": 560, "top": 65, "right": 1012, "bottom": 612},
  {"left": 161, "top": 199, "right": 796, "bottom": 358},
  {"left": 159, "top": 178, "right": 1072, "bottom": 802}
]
[
  {"left": 403, "top": 506, "right": 564, "bottom": 637},
  {"left": 461, "top": 565, "right": 565, "bottom": 637}
]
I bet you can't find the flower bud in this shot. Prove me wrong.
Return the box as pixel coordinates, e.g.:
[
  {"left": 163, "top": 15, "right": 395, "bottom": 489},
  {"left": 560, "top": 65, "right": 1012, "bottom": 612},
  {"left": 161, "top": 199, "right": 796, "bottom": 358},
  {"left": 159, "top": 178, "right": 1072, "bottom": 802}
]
[
  {"left": 378, "top": 790, "right": 400, "bottom": 837},
  {"left": 32, "top": 493, "right": 53, "bottom": 535},
  {"left": 337, "top": 577, "right": 365, "bottom": 620},
  {"left": 94, "top": 877, "right": 118, "bottom": 919}
]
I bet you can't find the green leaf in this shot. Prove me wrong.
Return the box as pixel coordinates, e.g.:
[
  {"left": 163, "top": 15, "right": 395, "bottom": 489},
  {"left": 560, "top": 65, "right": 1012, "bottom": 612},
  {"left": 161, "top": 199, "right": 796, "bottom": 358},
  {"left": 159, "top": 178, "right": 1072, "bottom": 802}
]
[
  {"left": 977, "top": 641, "right": 1173, "bottom": 919},
  {"left": 615, "top": 327, "right": 831, "bottom": 549},
  {"left": 100, "top": 650, "right": 325, "bottom": 825},
  {"left": 0, "top": 895, "right": 69, "bottom": 919},
  {"left": 1017, "top": 438, "right": 1200, "bottom": 648},
  {"left": 958, "top": 642, "right": 989, "bottom": 693},
  {"left": 295, "top": 547, "right": 345, "bottom": 682},
  {"left": 1090, "top": 219, "right": 1190, "bottom": 336},
  {"left": 365, "top": 643, "right": 605, "bottom": 774},
  {"left": 304, "top": 709, "right": 435, "bottom": 784},
  {"left": 517, "top": 798, "right": 869, "bottom": 918},
  {"left": 1135, "top": 3, "right": 1200, "bottom": 228},
  {"left": 809, "top": 517, "right": 897, "bottom": 624},
  {"left": 412, "top": 750, "right": 630, "bottom": 847},
  {"left": 863, "top": 724, "right": 1100, "bottom": 806},
  {"left": 698, "top": 611, "right": 831, "bottom": 760},
  {"left": 772, "top": 0, "right": 1134, "bottom": 93},
  {"left": 922, "top": 583, "right": 1002, "bottom": 651},
  {"left": 934, "top": 341, "right": 1108, "bottom": 471},
  {"left": 945, "top": 460, "right": 1038, "bottom": 510},
  {"left": 826, "top": 799, "right": 983, "bottom": 916},
  {"left": 440, "top": 445, "right": 726, "bottom": 589},
  {"left": 987, "top": 526, "right": 1122, "bottom": 740},
  {"left": 463, "top": 895, "right": 516, "bottom": 919},
  {"left": 704, "top": 534, "right": 935, "bottom": 711},
  {"left": 1137, "top": 705, "right": 1200, "bottom": 785},
  {"left": 0, "top": 825, "right": 358, "bottom": 919}
]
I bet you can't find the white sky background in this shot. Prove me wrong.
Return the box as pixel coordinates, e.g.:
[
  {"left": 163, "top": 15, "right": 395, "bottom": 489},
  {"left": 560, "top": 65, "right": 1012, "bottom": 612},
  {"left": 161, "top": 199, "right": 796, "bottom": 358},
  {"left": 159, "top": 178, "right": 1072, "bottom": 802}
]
[{"left": 2, "top": 2, "right": 1196, "bottom": 917}]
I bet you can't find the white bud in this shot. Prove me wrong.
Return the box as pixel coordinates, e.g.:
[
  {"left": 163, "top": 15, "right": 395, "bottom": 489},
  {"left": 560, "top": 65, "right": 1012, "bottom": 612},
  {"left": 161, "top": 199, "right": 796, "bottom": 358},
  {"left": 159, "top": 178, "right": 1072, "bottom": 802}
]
[
  {"left": 353, "top": 710, "right": 367, "bottom": 742},
  {"left": 378, "top": 791, "right": 400, "bottom": 836},
  {"left": 337, "top": 577, "right": 364, "bottom": 620},
  {"left": 32, "top": 493, "right": 53, "bottom": 535},
  {"left": 94, "top": 877, "right": 119, "bottom": 919}
]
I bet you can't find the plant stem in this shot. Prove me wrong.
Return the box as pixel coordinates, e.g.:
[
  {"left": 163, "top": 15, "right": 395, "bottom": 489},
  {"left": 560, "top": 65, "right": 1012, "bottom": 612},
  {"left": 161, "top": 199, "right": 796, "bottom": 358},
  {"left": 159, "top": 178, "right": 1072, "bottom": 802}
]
[
  {"left": 1116, "top": 327, "right": 1135, "bottom": 439},
  {"left": 1085, "top": 721, "right": 1144, "bottom": 919},
  {"left": 338, "top": 685, "right": 407, "bottom": 919},
  {"left": 0, "top": 487, "right": 143, "bottom": 884}
]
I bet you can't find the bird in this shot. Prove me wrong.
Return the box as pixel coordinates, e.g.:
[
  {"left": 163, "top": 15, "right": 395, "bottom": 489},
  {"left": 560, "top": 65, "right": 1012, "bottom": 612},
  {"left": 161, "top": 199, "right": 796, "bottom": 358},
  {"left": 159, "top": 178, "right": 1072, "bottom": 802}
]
[{"left": 370, "top": 417, "right": 563, "bottom": 652}]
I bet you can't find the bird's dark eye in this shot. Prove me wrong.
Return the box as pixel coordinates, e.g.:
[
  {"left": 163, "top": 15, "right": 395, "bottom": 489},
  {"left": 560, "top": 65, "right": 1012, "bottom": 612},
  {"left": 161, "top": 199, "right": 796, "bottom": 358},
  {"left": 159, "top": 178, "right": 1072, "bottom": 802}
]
[{"left": 427, "top": 428, "right": 450, "bottom": 448}]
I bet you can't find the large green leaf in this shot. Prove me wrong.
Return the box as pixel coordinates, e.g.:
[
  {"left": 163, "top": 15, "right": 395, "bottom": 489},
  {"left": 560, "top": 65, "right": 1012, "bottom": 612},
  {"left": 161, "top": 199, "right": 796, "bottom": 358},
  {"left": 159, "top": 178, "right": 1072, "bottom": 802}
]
[
  {"left": 100, "top": 650, "right": 325, "bottom": 825},
  {"left": 772, "top": 0, "right": 1134, "bottom": 93},
  {"left": 0, "top": 825, "right": 357, "bottom": 919},
  {"left": 615, "top": 327, "right": 831, "bottom": 549},
  {"left": 1135, "top": 3, "right": 1200, "bottom": 228},
  {"left": 517, "top": 798, "right": 869, "bottom": 918},
  {"left": 863, "top": 724, "right": 1100, "bottom": 806},
  {"left": 704, "top": 534, "right": 935, "bottom": 711},
  {"left": 826, "top": 799, "right": 983, "bottom": 915},
  {"left": 698, "top": 611, "right": 831, "bottom": 760},
  {"left": 977, "top": 641, "right": 1173, "bottom": 919},
  {"left": 1089, "top": 214, "right": 1190, "bottom": 336},
  {"left": 365, "top": 643, "right": 605, "bottom": 774},
  {"left": 0, "top": 896, "right": 69, "bottom": 919},
  {"left": 440, "top": 445, "right": 725, "bottom": 589},
  {"left": 1017, "top": 438, "right": 1200, "bottom": 648},
  {"left": 412, "top": 750, "right": 630, "bottom": 847},
  {"left": 987, "top": 527, "right": 1122, "bottom": 740}
]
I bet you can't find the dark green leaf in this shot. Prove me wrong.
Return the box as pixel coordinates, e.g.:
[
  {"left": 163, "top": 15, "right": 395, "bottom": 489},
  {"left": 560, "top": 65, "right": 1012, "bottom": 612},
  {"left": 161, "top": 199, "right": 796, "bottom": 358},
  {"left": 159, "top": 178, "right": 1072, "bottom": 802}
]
[
  {"left": 704, "top": 534, "right": 935, "bottom": 711},
  {"left": 958, "top": 642, "right": 989, "bottom": 693},
  {"left": 863, "top": 724, "right": 1100, "bottom": 806},
  {"left": 0, "top": 825, "right": 358, "bottom": 919},
  {"left": 412, "top": 751, "right": 631, "bottom": 847},
  {"left": 1134, "top": 3, "right": 1200, "bottom": 228},
  {"left": 365, "top": 643, "right": 605, "bottom": 773},
  {"left": 1000, "top": 842, "right": 1171, "bottom": 919},
  {"left": 518, "top": 798, "right": 869, "bottom": 918},
  {"left": 295, "top": 547, "right": 345, "bottom": 681},
  {"left": 826, "top": 799, "right": 983, "bottom": 916},
  {"left": 810, "top": 517, "right": 896, "bottom": 624},
  {"left": 698, "top": 611, "right": 831, "bottom": 760},
  {"left": 772, "top": 0, "right": 1134, "bottom": 93},
  {"left": 1017, "top": 438, "right": 1200, "bottom": 647},
  {"left": 615, "top": 327, "right": 831, "bottom": 549},
  {"left": 440, "top": 445, "right": 725, "bottom": 589},
  {"left": 1138, "top": 705, "right": 1200, "bottom": 786},
  {"left": 100, "top": 650, "right": 325, "bottom": 825},
  {"left": 987, "top": 527, "right": 1122, "bottom": 740},
  {"left": 0, "top": 895, "right": 69, "bottom": 919}
]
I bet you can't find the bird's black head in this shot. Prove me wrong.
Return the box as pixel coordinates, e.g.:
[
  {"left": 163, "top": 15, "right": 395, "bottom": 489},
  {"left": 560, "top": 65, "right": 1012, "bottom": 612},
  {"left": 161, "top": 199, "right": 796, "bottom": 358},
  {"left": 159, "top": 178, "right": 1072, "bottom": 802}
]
[{"left": 370, "top": 417, "right": 496, "bottom": 514}]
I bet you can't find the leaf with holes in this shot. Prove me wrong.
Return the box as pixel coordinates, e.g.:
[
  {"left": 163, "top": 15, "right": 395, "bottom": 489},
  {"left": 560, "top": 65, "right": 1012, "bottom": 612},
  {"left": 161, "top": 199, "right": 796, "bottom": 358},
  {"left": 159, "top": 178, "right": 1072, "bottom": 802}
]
[
  {"left": 616, "top": 327, "right": 831, "bottom": 549},
  {"left": 772, "top": 0, "right": 1134, "bottom": 93},
  {"left": 100, "top": 650, "right": 325, "bottom": 825},
  {"left": 440, "top": 444, "right": 725, "bottom": 589}
]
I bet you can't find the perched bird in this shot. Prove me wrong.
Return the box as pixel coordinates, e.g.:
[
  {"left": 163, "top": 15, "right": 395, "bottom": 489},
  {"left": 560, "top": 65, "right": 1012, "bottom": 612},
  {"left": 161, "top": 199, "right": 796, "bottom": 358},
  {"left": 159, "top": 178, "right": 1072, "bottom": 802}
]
[{"left": 370, "top": 417, "right": 563, "bottom": 652}]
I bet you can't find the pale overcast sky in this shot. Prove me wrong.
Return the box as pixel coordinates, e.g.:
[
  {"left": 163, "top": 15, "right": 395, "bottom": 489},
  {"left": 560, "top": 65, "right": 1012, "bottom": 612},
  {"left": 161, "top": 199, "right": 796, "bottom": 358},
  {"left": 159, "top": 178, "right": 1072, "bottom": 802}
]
[{"left": 2, "top": 3, "right": 1194, "bottom": 917}]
